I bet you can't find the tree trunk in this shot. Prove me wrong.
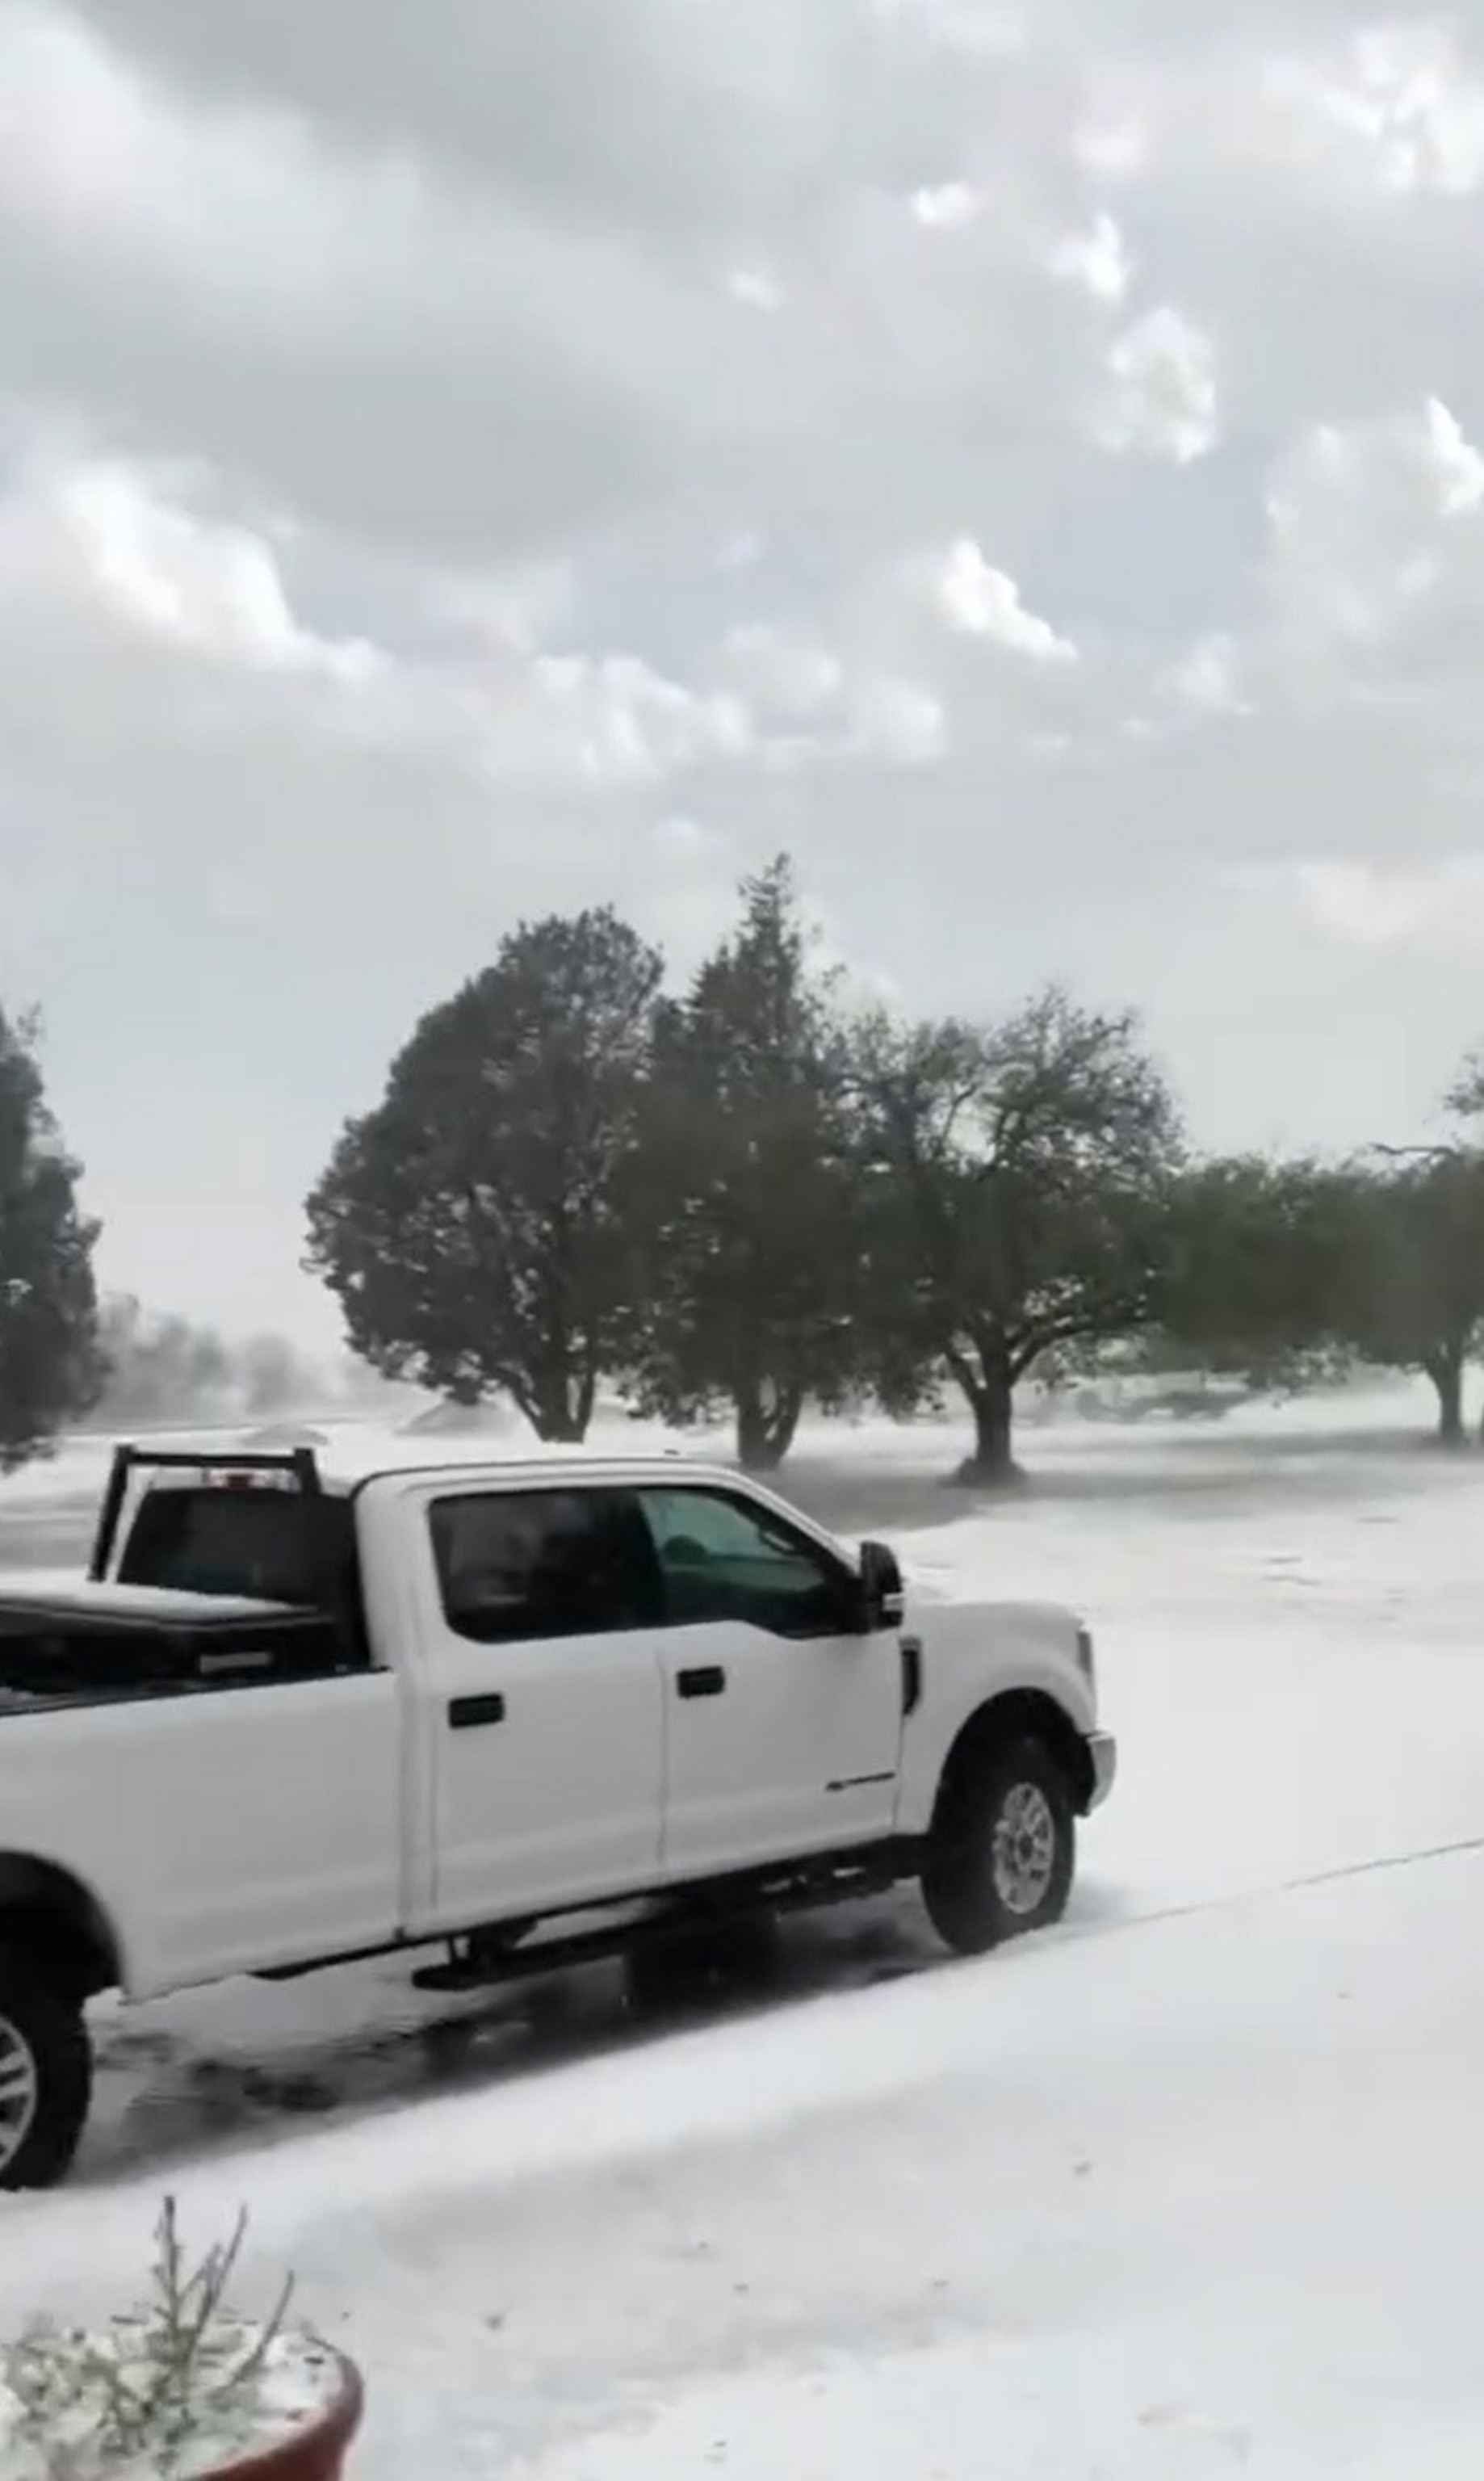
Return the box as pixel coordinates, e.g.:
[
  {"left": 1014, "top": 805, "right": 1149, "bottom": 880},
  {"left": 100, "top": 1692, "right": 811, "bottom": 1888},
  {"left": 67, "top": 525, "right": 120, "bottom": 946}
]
[
  {"left": 734, "top": 1378, "right": 803, "bottom": 1471},
  {"left": 525, "top": 1375, "right": 592, "bottom": 1442},
  {"left": 529, "top": 1404, "right": 588, "bottom": 1442},
  {"left": 518, "top": 1345, "right": 599, "bottom": 1442},
  {"left": 950, "top": 1366, "right": 1020, "bottom": 1488},
  {"left": 1424, "top": 1347, "right": 1466, "bottom": 1447}
]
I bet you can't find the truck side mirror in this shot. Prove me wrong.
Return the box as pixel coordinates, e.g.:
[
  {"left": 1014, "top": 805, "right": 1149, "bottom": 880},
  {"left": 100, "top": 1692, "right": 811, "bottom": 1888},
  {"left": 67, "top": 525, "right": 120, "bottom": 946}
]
[{"left": 857, "top": 1539, "right": 904, "bottom": 1632}]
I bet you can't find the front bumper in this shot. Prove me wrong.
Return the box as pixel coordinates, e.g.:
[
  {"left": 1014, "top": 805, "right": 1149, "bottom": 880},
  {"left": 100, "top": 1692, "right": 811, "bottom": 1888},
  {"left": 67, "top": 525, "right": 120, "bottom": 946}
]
[{"left": 1083, "top": 1729, "right": 1117, "bottom": 1813}]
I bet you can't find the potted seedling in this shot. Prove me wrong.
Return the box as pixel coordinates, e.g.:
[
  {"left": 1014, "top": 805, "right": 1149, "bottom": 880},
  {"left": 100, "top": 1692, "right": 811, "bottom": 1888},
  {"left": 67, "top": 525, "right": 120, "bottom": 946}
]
[{"left": 0, "top": 2200, "right": 362, "bottom": 2481}]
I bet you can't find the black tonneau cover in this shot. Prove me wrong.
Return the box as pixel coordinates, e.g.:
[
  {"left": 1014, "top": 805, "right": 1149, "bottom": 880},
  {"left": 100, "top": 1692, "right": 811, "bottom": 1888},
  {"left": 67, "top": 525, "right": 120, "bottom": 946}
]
[
  {"left": 0, "top": 1581, "right": 305, "bottom": 1627},
  {"left": 0, "top": 1579, "right": 347, "bottom": 1712}
]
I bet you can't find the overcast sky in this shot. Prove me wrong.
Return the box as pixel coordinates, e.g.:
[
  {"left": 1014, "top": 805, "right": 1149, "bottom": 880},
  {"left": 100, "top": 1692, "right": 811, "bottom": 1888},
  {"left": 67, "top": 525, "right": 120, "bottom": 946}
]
[{"left": 2, "top": 0, "right": 1484, "bottom": 1344}]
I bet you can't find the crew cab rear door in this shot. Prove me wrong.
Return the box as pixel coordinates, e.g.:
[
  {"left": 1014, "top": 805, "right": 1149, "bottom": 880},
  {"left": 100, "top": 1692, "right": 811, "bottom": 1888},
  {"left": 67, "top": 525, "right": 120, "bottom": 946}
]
[
  {"left": 400, "top": 1480, "right": 668, "bottom": 1931},
  {"left": 92, "top": 1478, "right": 402, "bottom": 1992}
]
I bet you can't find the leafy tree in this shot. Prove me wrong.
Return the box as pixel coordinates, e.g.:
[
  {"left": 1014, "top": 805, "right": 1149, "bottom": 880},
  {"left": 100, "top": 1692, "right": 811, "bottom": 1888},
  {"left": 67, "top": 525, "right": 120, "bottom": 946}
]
[
  {"left": 851, "top": 988, "right": 1181, "bottom": 1481},
  {"left": 93, "top": 1303, "right": 321, "bottom": 1426},
  {"left": 1339, "top": 1038, "right": 1484, "bottom": 1441},
  {"left": 1158, "top": 1153, "right": 1360, "bottom": 1390},
  {"left": 305, "top": 908, "right": 662, "bottom": 1441},
  {"left": 630, "top": 857, "right": 862, "bottom": 1470},
  {"left": 1332, "top": 1152, "right": 1484, "bottom": 1444},
  {"left": 0, "top": 1008, "right": 105, "bottom": 1470}
]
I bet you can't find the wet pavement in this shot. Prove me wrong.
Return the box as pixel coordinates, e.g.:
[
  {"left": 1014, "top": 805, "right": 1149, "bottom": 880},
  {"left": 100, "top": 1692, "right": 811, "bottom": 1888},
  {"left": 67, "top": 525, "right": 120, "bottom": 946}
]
[{"left": 81, "top": 1898, "right": 942, "bottom": 2188}]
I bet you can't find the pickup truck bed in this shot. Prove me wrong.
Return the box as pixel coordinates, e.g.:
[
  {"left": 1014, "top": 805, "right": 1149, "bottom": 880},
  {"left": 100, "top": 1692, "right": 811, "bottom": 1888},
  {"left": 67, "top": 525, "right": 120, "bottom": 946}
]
[{"left": 0, "top": 1581, "right": 347, "bottom": 1711}]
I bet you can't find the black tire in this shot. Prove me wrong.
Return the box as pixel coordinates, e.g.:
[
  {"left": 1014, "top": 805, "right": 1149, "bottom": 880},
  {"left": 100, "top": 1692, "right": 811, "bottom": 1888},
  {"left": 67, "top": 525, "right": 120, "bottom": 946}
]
[
  {"left": 0, "top": 1952, "right": 93, "bottom": 2192},
  {"left": 920, "top": 1735, "right": 1075, "bottom": 1958}
]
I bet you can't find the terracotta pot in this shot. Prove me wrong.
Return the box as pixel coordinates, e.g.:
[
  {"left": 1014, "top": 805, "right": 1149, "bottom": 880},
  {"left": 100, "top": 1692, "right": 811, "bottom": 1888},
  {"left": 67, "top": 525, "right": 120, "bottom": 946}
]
[{"left": 191, "top": 2354, "right": 363, "bottom": 2481}]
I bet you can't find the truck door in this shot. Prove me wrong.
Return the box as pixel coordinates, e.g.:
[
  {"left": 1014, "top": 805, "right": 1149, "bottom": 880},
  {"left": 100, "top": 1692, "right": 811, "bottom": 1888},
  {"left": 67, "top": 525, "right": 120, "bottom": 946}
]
[
  {"left": 635, "top": 1483, "right": 903, "bottom": 1880},
  {"left": 407, "top": 1482, "right": 668, "bottom": 1929}
]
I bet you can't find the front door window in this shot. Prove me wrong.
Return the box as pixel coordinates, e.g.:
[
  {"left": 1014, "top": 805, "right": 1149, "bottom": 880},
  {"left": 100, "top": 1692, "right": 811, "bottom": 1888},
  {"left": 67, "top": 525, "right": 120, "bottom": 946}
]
[{"left": 637, "top": 1487, "right": 855, "bottom": 1639}]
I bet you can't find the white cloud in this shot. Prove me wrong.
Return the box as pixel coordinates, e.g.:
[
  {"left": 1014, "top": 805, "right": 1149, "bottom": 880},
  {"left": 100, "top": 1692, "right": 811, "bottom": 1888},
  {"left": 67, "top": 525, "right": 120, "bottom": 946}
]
[
  {"left": 0, "top": 451, "right": 378, "bottom": 682},
  {"left": 1048, "top": 211, "right": 1133, "bottom": 304},
  {"left": 1097, "top": 305, "right": 1220, "bottom": 464},
  {"left": 911, "top": 180, "right": 983, "bottom": 230},
  {"left": 1167, "top": 635, "right": 1249, "bottom": 717},
  {"left": 718, "top": 626, "right": 846, "bottom": 716},
  {"left": 520, "top": 654, "right": 753, "bottom": 789},
  {"left": 1268, "top": 23, "right": 1484, "bottom": 198},
  {"left": 1256, "top": 397, "right": 1484, "bottom": 682},
  {"left": 727, "top": 267, "right": 785, "bottom": 312},
  {"left": 1072, "top": 116, "right": 1148, "bottom": 181},
  {"left": 844, "top": 675, "right": 947, "bottom": 766},
  {"left": 0, "top": 440, "right": 969, "bottom": 801},
  {"left": 933, "top": 540, "right": 1076, "bottom": 661},
  {"left": 1233, "top": 856, "right": 1484, "bottom": 954}
]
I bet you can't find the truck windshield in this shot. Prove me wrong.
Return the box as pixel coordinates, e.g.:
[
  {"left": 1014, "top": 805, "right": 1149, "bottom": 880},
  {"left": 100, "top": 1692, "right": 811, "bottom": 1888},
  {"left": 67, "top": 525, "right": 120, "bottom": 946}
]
[{"left": 116, "top": 1486, "right": 355, "bottom": 1608}]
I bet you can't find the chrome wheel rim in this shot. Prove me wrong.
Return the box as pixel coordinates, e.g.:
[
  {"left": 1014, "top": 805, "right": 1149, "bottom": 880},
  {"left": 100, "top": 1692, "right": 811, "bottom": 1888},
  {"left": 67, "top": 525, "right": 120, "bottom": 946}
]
[
  {"left": 0, "top": 2013, "right": 37, "bottom": 2176},
  {"left": 991, "top": 1783, "right": 1058, "bottom": 1916}
]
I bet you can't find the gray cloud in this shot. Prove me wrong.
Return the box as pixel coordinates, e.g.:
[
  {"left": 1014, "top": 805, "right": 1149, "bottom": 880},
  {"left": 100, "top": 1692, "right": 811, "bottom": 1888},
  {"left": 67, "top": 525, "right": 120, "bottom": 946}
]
[{"left": 3, "top": 0, "right": 1484, "bottom": 1333}]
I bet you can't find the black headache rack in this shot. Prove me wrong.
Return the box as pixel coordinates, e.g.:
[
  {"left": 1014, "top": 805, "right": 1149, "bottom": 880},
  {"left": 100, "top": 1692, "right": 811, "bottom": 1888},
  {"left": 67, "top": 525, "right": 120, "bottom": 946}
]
[
  {"left": 82, "top": 1441, "right": 365, "bottom": 1664},
  {"left": 88, "top": 1442, "right": 325, "bottom": 1582}
]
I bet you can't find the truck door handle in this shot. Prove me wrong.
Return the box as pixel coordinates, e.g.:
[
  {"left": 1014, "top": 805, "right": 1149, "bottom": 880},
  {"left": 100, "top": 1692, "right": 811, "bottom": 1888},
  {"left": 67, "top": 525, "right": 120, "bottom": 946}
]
[
  {"left": 677, "top": 1665, "right": 726, "bottom": 1700},
  {"left": 449, "top": 1693, "right": 506, "bottom": 1730}
]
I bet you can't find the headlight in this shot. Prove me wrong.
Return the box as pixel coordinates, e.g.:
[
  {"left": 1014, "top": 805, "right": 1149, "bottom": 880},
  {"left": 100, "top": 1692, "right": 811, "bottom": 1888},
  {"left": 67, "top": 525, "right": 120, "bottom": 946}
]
[{"left": 1075, "top": 1623, "right": 1095, "bottom": 1685}]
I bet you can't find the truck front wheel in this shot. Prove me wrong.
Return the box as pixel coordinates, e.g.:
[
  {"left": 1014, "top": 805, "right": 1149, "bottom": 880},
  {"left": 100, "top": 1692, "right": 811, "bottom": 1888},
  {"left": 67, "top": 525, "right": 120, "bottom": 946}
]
[
  {"left": 0, "top": 1953, "right": 93, "bottom": 2191},
  {"left": 920, "top": 1734, "right": 1075, "bottom": 1957}
]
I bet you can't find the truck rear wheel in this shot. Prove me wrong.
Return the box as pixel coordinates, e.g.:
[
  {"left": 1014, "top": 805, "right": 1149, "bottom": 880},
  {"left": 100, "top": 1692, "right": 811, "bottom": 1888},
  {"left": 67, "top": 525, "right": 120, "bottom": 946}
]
[
  {"left": 0, "top": 1953, "right": 93, "bottom": 2191},
  {"left": 920, "top": 1735, "right": 1075, "bottom": 1957}
]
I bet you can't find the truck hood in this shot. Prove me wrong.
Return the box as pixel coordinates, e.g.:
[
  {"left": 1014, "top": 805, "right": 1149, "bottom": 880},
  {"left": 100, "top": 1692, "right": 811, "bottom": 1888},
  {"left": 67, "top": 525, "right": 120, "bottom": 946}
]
[
  {"left": 905, "top": 1576, "right": 1083, "bottom": 1631},
  {"left": 900, "top": 1583, "right": 1096, "bottom": 1732}
]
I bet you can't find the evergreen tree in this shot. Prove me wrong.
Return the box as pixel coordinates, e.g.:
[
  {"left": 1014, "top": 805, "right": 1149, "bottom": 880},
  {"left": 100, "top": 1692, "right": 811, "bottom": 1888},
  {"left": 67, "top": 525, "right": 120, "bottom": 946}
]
[
  {"left": 631, "top": 857, "right": 862, "bottom": 1469},
  {"left": 0, "top": 1009, "right": 105, "bottom": 1471},
  {"left": 305, "top": 909, "right": 662, "bottom": 1441}
]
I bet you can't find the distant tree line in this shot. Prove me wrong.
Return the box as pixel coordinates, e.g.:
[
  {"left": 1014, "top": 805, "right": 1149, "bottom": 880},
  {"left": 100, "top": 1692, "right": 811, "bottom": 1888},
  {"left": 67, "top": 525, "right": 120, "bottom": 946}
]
[
  {"left": 300, "top": 855, "right": 1484, "bottom": 1477},
  {"left": 88, "top": 1299, "right": 325, "bottom": 1433},
  {"left": 10, "top": 868, "right": 1484, "bottom": 1480}
]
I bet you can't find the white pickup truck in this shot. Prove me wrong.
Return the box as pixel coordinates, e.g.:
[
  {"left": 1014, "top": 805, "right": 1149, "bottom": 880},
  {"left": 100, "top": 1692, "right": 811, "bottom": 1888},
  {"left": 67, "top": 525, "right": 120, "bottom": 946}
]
[{"left": 0, "top": 1439, "right": 1115, "bottom": 2189}]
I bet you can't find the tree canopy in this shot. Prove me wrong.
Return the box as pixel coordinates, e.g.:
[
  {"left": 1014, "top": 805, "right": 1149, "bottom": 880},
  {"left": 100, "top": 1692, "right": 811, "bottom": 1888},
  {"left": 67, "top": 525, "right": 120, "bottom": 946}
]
[
  {"left": 849, "top": 989, "right": 1183, "bottom": 1477},
  {"left": 630, "top": 857, "right": 862, "bottom": 1468},
  {"left": 1332, "top": 1151, "right": 1484, "bottom": 1442},
  {"left": 305, "top": 907, "right": 662, "bottom": 1442},
  {"left": 1159, "top": 1153, "right": 1358, "bottom": 1389}
]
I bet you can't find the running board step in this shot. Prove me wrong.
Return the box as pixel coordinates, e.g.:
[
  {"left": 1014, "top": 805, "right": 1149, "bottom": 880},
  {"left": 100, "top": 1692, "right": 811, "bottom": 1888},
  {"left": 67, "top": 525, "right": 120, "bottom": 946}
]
[
  {"left": 411, "top": 1917, "right": 649, "bottom": 1992},
  {"left": 410, "top": 1866, "right": 909, "bottom": 1993}
]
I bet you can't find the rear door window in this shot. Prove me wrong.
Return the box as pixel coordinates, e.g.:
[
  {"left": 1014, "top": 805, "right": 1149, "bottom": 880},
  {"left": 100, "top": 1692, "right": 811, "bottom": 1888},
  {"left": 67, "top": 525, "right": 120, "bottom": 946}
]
[{"left": 428, "top": 1488, "right": 660, "bottom": 1645}]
